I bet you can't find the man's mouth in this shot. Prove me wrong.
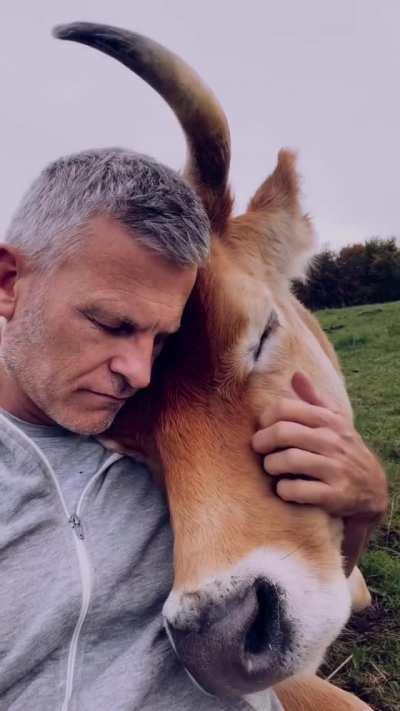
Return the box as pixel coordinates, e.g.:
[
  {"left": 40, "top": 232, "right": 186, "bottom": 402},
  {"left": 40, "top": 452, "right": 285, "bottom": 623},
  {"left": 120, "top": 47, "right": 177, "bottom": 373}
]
[{"left": 85, "top": 390, "right": 128, "bottom": 402}]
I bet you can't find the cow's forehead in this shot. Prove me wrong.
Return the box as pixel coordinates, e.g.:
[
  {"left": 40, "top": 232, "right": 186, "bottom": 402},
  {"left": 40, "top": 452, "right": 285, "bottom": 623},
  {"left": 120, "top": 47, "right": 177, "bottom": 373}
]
[
  {"left": 206, "top": 238, "right": 283, "bottom": 339},
  {"left": 204, "top": 239, "right": 352, "bottom": 417}
]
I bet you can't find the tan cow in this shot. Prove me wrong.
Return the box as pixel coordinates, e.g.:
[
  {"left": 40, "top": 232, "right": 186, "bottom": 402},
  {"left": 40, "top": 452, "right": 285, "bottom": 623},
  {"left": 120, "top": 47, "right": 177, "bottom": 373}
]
[{"left": 55, "top": 23, "right": 373, "bottom": 710}]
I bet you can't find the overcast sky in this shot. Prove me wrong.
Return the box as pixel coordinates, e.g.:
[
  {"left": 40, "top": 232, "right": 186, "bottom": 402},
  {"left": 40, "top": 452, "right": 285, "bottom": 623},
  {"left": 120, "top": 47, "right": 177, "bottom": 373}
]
[{"left": 1, "top": 0, "right": 399, "bottom": 251}]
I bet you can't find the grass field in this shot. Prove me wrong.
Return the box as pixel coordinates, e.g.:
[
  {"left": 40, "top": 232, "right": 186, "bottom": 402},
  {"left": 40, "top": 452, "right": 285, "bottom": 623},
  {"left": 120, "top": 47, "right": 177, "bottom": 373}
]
[{"left": 315, "top": 301, "right": 400, "bottom": 711}]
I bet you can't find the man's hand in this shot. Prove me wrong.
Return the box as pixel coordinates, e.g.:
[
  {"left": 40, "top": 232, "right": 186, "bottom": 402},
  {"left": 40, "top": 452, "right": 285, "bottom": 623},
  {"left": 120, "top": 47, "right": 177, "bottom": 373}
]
[{"left": 252, "top": 371, "right": 388, "bottom": 572}]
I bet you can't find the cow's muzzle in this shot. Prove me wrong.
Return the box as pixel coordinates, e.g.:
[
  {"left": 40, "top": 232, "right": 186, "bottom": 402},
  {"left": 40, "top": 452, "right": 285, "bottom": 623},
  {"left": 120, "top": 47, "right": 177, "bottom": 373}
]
[{"left": 164, "top": 578, "right": 293, "bottom": 697}]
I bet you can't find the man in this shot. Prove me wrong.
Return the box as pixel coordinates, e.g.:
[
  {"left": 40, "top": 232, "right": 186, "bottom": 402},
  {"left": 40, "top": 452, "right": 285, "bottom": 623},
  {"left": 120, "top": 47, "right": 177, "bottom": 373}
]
[{"left": 0, "top": 148, "right": 387, "bottom": 711}]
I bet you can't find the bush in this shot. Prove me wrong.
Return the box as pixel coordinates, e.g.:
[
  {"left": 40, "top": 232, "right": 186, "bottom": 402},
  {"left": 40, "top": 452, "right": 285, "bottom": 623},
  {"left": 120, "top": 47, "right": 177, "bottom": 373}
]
[{"left": 292, "top": 237, "right": 400, "bottom": 310}]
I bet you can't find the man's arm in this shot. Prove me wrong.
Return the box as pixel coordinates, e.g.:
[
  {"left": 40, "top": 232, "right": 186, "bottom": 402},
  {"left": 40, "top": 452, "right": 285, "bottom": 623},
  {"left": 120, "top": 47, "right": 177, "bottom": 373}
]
[{"left": 252, "top": 371, "right": 388, "bottom": 575}]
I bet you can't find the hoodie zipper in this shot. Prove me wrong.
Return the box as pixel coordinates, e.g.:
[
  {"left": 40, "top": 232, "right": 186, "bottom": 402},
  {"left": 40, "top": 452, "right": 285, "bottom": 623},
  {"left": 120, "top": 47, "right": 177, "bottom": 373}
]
[
  {"left": 0, "top": 418, "right": 123, "bottom": 711},
  {"left": 61, "top": 517, "right": 92, "bottom": 711},
  {"left": 60, "top": 452, "right": 123, "bottom": 711},
  {"left": 69, "top": 513, "right": 84, "bottom": 540}
]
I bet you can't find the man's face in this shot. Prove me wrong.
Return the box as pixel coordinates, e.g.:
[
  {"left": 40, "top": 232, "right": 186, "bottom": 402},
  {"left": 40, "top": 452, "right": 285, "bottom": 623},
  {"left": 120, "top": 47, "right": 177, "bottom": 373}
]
[{"left": 0, "top": 216, "right": 197, "bottom": 434}]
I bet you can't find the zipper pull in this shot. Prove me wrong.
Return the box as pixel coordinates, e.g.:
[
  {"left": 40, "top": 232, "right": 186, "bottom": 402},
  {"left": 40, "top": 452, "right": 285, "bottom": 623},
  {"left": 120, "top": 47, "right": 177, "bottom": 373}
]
[{"left": 69, "top": 513, "right": 85, "bottom": 540}]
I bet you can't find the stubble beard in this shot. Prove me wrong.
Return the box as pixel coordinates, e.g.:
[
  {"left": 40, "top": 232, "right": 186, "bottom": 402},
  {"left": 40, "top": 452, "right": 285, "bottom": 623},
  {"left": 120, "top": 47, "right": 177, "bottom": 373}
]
[{"left": 0, "top": 296, "right": 120, "bottom": 435}]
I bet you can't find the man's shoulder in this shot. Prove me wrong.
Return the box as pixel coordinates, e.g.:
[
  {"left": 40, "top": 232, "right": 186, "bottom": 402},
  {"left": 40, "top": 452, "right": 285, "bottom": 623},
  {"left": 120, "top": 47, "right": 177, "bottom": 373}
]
[{"left": 99, "top": 447, "right": 168, "bottom": 510}]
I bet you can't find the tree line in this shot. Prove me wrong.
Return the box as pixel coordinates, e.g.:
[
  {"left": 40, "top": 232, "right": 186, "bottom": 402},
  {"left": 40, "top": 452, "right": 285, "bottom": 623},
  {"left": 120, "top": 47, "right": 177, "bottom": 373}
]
[{"left": 292, "top": 238, "right": 400, "bottom": 310}]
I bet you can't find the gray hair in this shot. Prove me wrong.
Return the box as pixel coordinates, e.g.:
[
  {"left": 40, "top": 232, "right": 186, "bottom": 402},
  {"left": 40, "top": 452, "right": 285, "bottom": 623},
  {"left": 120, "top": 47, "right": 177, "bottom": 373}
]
[{"left": 4, "top": 148, "right": 211, "bottom": 271}]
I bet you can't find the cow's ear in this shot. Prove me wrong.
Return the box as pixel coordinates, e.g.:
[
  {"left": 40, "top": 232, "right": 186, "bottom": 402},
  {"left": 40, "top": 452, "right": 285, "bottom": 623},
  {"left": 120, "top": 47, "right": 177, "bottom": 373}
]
[{"left": 246, "top": 149, "right": 316, "bottom": 280}]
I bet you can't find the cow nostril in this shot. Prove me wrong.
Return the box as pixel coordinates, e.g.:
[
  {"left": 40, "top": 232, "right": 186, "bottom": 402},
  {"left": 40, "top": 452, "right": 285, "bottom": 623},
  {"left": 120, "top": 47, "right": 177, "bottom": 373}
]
[
  {"left": 244, "top": 578, "right": 280, "bottom": 655},
  {"left": 164, "top": 578, "right": 293, "bottom": 696}
]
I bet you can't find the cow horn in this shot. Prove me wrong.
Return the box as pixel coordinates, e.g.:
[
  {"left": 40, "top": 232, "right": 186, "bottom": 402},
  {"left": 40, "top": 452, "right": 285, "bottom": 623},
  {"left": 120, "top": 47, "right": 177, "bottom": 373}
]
[{"left": 53, "top": 22, "right": 232, "bottom": 230}]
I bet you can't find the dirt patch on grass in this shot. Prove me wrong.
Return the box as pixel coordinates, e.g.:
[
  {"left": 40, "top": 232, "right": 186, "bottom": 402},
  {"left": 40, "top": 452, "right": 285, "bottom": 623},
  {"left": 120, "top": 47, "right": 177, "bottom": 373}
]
[
  {"left": 321, "top": 535, "right": 400, "bottom": 710},
  {"left": 321, "top": 534, "right": 400, "bottom": 710},
  {"left": 322, "top": 599, "right": 399, "bottom": 710}
]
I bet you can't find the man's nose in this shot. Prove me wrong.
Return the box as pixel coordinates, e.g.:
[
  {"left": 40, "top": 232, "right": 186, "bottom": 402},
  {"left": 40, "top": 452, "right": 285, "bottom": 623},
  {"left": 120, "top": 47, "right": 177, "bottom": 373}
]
[{"left": 109, "top": 336, "right": 153, "bottom": 391}]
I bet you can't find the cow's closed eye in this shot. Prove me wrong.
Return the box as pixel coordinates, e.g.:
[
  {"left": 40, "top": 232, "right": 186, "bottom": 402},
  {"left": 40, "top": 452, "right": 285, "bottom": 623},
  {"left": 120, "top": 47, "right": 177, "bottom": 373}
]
[{"left": 254, "top": 310, "right": 280, "bottom": 360}]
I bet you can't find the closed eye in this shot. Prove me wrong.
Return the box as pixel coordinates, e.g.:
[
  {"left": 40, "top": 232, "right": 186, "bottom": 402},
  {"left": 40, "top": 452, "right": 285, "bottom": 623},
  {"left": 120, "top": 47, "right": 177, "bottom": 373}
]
[
  {"left": 254, "top": 310, "right": 280, "bottom": 360},
  {"left": 88, "top": 316, "right": 170, "bottom": 355},
  {"left": 89, "top": 317, "right": 134, "bottom": 337}
]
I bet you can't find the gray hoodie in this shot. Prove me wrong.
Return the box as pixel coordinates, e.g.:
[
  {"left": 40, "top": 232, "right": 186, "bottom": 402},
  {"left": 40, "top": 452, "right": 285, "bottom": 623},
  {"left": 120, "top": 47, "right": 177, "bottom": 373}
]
[{"left": 0, "top": 411, "right": 283, "bottom": 711}]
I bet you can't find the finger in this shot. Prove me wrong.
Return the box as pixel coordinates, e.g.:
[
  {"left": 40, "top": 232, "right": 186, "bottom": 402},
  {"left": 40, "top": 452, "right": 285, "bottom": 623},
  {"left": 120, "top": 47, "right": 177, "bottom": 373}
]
[
  {"left": 276, "top": 478, "right": 334, "bottom": 508},
  {"left": 258, "top": 399, "right": 340, "bottom": 431},
  {"left": 263, "top": 448, "right": 336, "bottom": 483},
  {"left": 291, "top": 371, "right": 335, "bottom": 410},
  {"left": 252, "top": 422, "right": 338, "bottom": 457}
]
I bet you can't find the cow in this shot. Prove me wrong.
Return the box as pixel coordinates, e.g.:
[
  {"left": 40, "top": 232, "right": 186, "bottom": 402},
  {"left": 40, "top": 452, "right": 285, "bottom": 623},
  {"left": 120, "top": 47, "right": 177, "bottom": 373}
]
[{"left": 54, "top": 23, "right": 373, "bottom": 710}]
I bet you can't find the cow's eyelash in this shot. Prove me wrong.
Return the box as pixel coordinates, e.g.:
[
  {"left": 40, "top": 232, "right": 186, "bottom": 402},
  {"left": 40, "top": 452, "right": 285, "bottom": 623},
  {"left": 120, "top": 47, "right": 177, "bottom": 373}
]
[{"left": 254, "top": 311, "right": 280, "bottom": 360}]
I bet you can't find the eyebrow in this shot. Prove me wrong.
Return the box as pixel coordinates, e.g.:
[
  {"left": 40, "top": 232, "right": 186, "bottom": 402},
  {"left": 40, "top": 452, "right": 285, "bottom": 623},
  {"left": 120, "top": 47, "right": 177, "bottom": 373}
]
[{"left": 82, "top": 305, "right": 181, "bottom": 335}]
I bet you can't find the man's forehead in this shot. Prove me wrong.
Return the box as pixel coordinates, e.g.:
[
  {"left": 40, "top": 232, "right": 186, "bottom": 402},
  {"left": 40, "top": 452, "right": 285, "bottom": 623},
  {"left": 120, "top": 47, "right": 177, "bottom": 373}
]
[{"left": 65, "top": 218, "right": 198, "bottom": 296}]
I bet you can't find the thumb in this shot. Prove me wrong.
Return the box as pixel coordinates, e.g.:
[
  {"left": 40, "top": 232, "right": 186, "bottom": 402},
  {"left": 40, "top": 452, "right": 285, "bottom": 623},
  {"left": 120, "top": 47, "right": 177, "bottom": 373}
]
[{"left": 291, "top": 371, "right": 330, "bottom": 408}]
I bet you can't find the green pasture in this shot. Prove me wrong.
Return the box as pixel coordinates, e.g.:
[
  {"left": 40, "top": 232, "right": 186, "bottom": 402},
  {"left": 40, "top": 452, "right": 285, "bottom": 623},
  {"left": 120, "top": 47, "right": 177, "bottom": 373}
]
[{"left": 316, "top": 300, "right": 400, "bottom": 711}]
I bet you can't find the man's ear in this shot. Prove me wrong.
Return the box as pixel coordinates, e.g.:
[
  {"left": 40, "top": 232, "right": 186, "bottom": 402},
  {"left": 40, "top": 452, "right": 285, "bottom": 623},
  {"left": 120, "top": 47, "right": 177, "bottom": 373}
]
[{"left": 0, "top": 246, "right": 24, "bottom": 320}]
